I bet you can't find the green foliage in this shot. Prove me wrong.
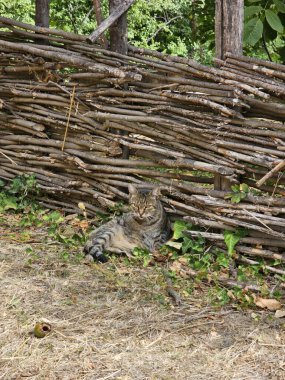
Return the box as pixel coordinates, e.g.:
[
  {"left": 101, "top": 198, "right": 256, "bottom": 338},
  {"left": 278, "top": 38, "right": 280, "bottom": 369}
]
[
  {"left": 265, "top": 9, "right": 284, "bottom": 32},
  {"left": 107, "top": 202, "right": 124, "bottom": 216},
  {"left": 172, "top": 220, "right": 192, "bottom": 240},
  {"left": 244, "top": 0, "right": 285, "bottom": 62},
  {"left": 167, "top": 220, "right": 208, "bottom": 269},
  {"left": 9, "top": 173, "right": 39, "bottom": 198},
  {"left": 223, "top": 229, "right": 248, "bottom": 255},
  {"left": 127, "top": 0, "right": 215, "bottom": 62},
  {"left": 132, "top": 247, "right": 152, "bottom": 267},
  {"left": 162, "top": 222, "right": 273, "bottom": 307},
  {"left": 0, "top": 0, "right": 34, "bottom": 22},
  {"left": 0, "top": 193, "right": 18, "bottom": 213},
  {"left": 50, "top": 0, "right": 96, "bottom": 35},
  {"left": 1, "top": 0, "right": 284, "bottom": 62},
  {"left": 0, "top": 0, "right": 216, "bottom": 64},
  {"left": 244, "top": 17, "right": 264, "bottom": 45},
  {"left": 24, "top": 246, "right": 40, "bottom": 264},
  {"left": 0, "top": 174, "right": 39, "bottom": 212},
  {"left": 0, "top": 175, "right": 87, "bottom": 252},
  {"left": 225, "top": 183, "right": 249, "bottom": 204},
  {"left": 167, "top": 220, "right": 206, "bottom": 259}
]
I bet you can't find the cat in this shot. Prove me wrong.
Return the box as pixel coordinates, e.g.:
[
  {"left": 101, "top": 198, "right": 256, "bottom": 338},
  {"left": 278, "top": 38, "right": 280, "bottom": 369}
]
[{"left": 83, "top": 184, "right": 171, "bottom": 262}]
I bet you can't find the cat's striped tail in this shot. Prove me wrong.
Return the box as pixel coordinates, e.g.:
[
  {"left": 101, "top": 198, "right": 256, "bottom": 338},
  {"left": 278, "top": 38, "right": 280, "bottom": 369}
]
[{"left": 83, "top": 233, "right": 110, "bottom": 263}]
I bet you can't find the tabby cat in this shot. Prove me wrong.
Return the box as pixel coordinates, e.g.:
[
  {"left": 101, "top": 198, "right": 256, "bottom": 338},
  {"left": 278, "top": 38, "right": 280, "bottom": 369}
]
[{"left": 84, "top": 184, "right": 171, "bottom": 262}]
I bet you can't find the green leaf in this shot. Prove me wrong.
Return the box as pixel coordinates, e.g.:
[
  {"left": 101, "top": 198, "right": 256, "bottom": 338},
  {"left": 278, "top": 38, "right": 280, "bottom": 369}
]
[
  {"left": 2, "top": 197, "right": 18, "bottom": 211},
  {"left": 244, "top": 6, "right": 263, "bottom": 20},
  {"left": 240, "top": 183, "right": 249, "bottom": 193},
  {"left": 231, "top": 184, "right": 240, "bottom": 193},
  {"left": 143, "top": 257, "right": 152, "bottom": 267},
  {"left": 224, "top": 230, "right": 240, "bottom": 255},
  {"left": 244, "top": 17, "right": 264, "bottom": 46},
  {"left": 223, "top": 229, "right": 248, "bottom": 255},
  {"left": 273, "top": 0, "right": 285, "bottom": 13},
  {"left": 263, "top": 19, "right": 278, "bottom": 41},
  {"left": 216, "top": 252, "right": 230, "bottom": 268},
  {"left": 172, "top": 220, "right": 191, "bottom": 240},
  {"left": 248, "top": 0, "right": 261, "bottom": 2},
  {"left": 265, "top": 9, "right": 284, "bottom": 33},
  {"left": 230, "top": 193, "right": 243, "bottom": 204},
  {"left": 0, "top": 179, "right": 5, "bottom": 188},
  {"left": 181, "top": 237, "right": 193, "bottom": 254}
]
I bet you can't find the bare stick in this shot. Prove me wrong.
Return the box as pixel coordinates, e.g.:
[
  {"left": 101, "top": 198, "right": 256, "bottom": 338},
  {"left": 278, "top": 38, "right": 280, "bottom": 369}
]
[
  {"left": 62, "top": 85, "right": 76, "bottom": 151},
  {"left": 88, "top": 0, "right": 136, "bottom": 43},
  {"left": 92, "top": 0, "right": 108, "bottom": 48},
  {"left": 256, "top": 160, "right": 285, "bottom": 188}
]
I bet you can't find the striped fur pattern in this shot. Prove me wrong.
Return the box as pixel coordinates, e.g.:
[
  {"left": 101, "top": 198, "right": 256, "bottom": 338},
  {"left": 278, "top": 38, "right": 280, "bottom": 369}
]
[{"left": 84, "top": 185, "right": 171, "bottom": 262}]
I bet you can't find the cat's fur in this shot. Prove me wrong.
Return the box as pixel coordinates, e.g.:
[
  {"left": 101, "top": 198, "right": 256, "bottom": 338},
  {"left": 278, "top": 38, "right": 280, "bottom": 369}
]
[{"left": 84, "top": 184, "right": 171, "bottom": 262}]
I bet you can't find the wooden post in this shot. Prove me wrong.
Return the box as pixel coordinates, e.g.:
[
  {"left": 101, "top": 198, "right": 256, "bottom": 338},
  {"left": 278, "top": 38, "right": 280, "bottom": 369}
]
[
  {"left": 214, "top": 0, "right": 243, "bottom": 190},
  {"left": 92, "top": 0, "right": 108, "bottom": 48},
  {"left": 109, "top": 0, "right": 128, "bottom": 55},
  {"left": 109, "top": 0, "right": 129, "bottom": 158},
  {"left": 35, "top": 0, "right": 50, "bottom": 28},
  {"left": 215, "top": 0, "right": 244, "bottom": 60},
  {"left": 35, "top": 0, "right": 50, "bottom": 45},
  {"left": 89, "top": 0, "right": 135, "bottom": 44}
]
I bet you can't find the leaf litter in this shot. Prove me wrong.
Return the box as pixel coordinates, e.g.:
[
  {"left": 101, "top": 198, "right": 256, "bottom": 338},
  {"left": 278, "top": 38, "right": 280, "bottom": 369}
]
[{"left": 0, "top": 214, "right": 285, "bottom": 380}]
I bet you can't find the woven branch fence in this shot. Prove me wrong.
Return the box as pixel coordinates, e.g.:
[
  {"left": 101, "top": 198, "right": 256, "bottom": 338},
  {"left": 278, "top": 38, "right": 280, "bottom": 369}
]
[{"left": 0, "top": 17, "right": 285, "bottom": 273}]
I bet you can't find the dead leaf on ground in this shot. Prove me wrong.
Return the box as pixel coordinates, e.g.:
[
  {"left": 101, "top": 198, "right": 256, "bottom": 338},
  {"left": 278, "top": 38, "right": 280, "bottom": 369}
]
[
  {"left": 275, "top": 309, "right": 285, "bottom": 318},
  {"left": 169, "top": 261, "right": 182, "bottom": 273},
  {"left": 253, "top": 295, "right": 282, "bottom": 311}
]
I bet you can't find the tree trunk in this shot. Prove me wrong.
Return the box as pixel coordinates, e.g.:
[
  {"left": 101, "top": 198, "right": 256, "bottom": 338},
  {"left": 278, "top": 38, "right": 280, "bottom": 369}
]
[
  {"left": 214, "top": 0, "right": 244, "bottom": 190},
  {"left": 109, "top": 0, "right": 129, "bottom": 158},
  {"left": 35, "top": 0, "right": 50, "bottom": 45},
  {"left": 215, "top": 0, "right": 244, "bottom": 60},
  {"left": 109, "top": 0, "right": 128, "bottom": 55},
  {"left": 92, "top": 0, "right": 108, "bottom": 48},
  {"left": 35, "top": 0, "right": 50, "bottom": 28}
]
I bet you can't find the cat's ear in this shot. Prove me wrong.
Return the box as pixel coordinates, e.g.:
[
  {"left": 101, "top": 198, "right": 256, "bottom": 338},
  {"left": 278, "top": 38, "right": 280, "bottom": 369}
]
[
  {"left": 128, "top": 184, "right": 138, "bottom": 195},
  {"left": 151, "top": 187, "right": 161, "bottom": 198}
]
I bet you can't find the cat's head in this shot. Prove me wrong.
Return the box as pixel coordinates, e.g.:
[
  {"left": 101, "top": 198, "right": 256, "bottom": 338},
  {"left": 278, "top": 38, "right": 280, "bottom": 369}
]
[{"left": 128, "top": 184, "right": 161, "bottom": 223}]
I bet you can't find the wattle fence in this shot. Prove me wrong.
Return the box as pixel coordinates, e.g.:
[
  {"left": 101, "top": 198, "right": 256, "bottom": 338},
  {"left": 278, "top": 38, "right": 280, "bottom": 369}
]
[{"left": 0, "top": 17, "right": 285, "bottom": 270}]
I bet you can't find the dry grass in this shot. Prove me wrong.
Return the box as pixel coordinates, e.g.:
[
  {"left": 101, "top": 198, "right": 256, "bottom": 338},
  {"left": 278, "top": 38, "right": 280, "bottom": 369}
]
[{"left": 1, "top": 215, "right": 285, "bottom": 380}]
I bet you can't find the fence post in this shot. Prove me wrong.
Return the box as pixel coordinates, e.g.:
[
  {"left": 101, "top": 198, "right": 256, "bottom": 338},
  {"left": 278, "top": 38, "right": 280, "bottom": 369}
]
[
  {"left": 215, "top": 0, "right": 244, "bottom": 60},
  {"left": 109, "top": 0, "right": 128, "bottom": 55},
  {"left": 214, "top": 0, "right": 243, "bottom": 190},
  {"left": 35, "top": 0, "right": 50, "bottom": 45},
  {"left": 35, "top": 0, "right": 50, "bottom": 28},
  {"left": 109, "top": 0, "right": 129, "bottom": 158}
]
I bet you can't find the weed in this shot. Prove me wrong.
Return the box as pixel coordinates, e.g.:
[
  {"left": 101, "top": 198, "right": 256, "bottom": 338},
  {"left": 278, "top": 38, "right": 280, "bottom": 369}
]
[
  {"left": 0, "top": 175, "right": 88, "bottom": 253},
  {"left": 225, "top": 183, "right": 249, "bottom": 204},
  {"left": 24, "top": 246, "right": 40, "bottom": 264},
  {"left": 161, "top": 219, "right": 272, "bottom": 307},
  {"left": 0, "top": 174, "right": 39, "bottom": 213},
  {"left": 0, "top": 176, "right": 280, "bottom": 309},
  {"left": 107, "top": 202, "right": 125, "bottom": 216},
  {"left": 223, "top": 229, "right": 248, "bottom": 255}
]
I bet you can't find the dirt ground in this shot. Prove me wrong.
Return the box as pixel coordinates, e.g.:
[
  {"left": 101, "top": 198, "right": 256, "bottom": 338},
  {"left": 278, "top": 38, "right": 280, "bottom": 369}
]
[{"left": 1, "top": 216, "right": 285, "bottom": 380}]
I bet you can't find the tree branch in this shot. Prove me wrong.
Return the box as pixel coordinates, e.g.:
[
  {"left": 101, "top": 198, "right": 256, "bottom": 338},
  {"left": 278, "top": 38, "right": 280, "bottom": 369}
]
[
  {"left": 92, "top": 0, "right": 108, "bottom": 48},
  {"left": 87, "top": 0, "right": 136, "bottom": 43}
]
